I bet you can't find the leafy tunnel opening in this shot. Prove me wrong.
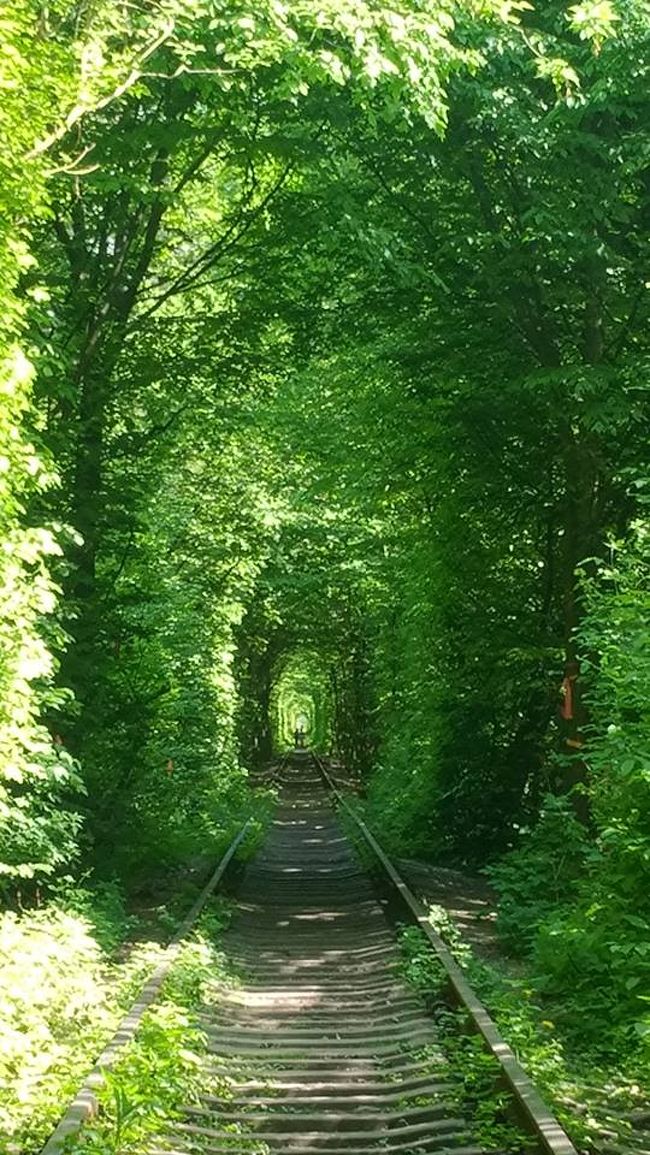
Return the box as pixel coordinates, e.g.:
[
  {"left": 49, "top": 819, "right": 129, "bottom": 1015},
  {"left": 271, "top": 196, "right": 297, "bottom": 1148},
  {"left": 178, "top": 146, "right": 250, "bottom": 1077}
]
[{"left": 269, "top": 649, "right": 333, "bottom": 752}]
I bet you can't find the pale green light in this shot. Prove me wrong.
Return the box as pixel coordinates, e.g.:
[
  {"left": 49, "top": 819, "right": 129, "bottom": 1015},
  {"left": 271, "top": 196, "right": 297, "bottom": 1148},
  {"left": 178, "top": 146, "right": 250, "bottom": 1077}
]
[{"left": 269, "top": 648, "right": 333, "bottom": 751}]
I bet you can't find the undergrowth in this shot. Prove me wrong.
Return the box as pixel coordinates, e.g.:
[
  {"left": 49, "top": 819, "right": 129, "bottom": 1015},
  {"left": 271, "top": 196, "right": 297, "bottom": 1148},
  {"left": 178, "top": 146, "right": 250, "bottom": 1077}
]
[
  {"left": 397, "top": 923, "right": 527, "bottom": 1153},
  {"left": 0, "top": 887, "right": 162, "bottom": 1154},
  {"left": 417, "top": 902, "right": 650, "bottom": 1153},
  {"left": 333, "top": 787, "right": 650, "bottom": 1150},
  {"left": 66, "top": 900, "right": 245, "bottom": 1155},
  {"left": 0, "top": 800, "right": 269, "bottom": 1155},
  {"left": 489, "top": 792, "right": 650, "bottom": 1058}
]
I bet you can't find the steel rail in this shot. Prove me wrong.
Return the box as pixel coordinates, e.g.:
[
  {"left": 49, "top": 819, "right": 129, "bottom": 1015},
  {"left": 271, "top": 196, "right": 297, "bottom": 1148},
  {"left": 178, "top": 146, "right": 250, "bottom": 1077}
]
[
  {"left": 311, "top": 750, "right": 578, "bottom": 1155},
  {"left": 39, "top": 818, "right": 252, "bottom": 1155}
]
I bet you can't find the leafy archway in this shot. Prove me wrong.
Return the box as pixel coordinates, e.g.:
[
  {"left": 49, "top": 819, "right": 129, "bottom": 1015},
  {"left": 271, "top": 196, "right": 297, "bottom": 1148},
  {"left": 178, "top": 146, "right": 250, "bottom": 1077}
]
[{"left": 270, "top": 650, "right": 333, "bottom": 752}]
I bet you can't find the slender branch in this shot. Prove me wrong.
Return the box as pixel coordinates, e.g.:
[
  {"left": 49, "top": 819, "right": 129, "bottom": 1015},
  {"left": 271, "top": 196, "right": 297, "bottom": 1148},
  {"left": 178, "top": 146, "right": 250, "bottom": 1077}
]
[
  {"left": 28, "top": 20, "right": 176, "bottom": 158},
  {"left": 172, "top": 135, "right": 222, "bottom": 196},
  {"left": 47, "top": 145, "right": 99, "bottom": 177},
  {"left": 138, "top": 162, "right": 294, "bottom": 318},
  {"left": 608, "top": 282, "right": 647, "bottom": 362},
  {"left": 101, "top": 528, "right": 135, "bottom": 600},
  {"left": 135, "top": 262, "right": 247, "bottom": 308},
  {"left": 144, "top": 402, "right": 191, "bottom": 442}
]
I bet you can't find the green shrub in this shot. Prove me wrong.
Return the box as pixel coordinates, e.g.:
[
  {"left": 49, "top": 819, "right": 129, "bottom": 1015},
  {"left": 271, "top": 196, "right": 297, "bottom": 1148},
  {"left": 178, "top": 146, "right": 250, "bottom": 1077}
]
[
  {"left": 51, "top": 879, "right": 136, "bottom": 952},
  {"left": 420, "top": 899, "right": 650, "bottom": 1152},
  {"left": 532, "top": 900, "right": 650, "bottom": 1052},
  {"left": 488, "top": 795, "right": 592, "bottom": 954}
]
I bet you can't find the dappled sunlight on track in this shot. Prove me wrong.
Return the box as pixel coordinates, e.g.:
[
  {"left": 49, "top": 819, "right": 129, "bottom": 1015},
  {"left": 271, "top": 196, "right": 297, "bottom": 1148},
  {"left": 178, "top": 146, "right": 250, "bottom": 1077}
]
[{"left": 157, "top": 753, "right": 482, "bottom": 1155}]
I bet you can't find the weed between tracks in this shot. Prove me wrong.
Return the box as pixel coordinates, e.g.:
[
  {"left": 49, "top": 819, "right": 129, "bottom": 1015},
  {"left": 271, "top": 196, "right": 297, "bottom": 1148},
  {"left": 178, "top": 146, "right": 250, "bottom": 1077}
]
[
  {"left": 335, "top": 799, "right": 528, "bottom": 1152},
  {"left": 61, "top": 898, "right": 268, "bottom": 1155},
  {"left": 396, "top": 925, "right": 528, "bottom": 1153}
]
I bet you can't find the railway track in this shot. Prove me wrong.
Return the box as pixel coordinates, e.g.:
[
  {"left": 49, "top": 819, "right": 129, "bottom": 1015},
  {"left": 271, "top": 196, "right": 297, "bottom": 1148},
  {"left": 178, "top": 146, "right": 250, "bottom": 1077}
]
[{"left": 43, "top": 752, "right": 577, "bottom": 1155}]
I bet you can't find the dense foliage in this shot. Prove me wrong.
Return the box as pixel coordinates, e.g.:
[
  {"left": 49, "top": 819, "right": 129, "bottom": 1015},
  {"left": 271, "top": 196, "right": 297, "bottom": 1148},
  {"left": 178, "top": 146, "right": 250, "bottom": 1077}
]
[{"left": 1, "top": 0, "right": 650, "bottom": 1142}]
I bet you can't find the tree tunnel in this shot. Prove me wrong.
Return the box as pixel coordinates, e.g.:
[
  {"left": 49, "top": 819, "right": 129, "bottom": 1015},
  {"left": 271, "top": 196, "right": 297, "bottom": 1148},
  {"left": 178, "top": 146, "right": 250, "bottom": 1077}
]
[
  {"left": 269, "top": 650, "right": 333, "bottom": 752},
  {"left": 3, "top": 6, "right": 650, "bottom": 1113},
  {"left": 233, "top": 567, "right": 377, "bottom": 774}
]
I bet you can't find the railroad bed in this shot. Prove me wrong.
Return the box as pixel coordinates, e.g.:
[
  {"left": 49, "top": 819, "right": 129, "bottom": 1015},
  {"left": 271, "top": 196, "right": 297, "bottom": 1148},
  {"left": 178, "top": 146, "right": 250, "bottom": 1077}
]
[
  {"left": 153, "top": 754, "right": 503, "bottom": 1155},
  {"left": 44, "top": 753, "right": 580, "bottom": 1155}
]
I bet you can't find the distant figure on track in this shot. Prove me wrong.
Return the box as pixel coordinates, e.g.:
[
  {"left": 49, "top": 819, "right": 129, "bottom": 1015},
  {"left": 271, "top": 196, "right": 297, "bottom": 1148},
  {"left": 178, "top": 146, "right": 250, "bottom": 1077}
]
[{"left": 293, "top": 726, "right": 306, "bottom": 749}]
